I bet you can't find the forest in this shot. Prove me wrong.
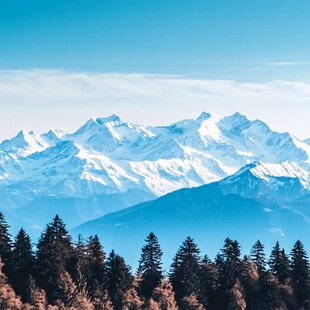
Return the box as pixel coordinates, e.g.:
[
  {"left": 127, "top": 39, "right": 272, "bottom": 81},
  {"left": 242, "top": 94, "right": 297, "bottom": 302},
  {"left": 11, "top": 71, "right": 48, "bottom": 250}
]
[{"left": 0, "top": 213, "right": 309, "bottom": 310}]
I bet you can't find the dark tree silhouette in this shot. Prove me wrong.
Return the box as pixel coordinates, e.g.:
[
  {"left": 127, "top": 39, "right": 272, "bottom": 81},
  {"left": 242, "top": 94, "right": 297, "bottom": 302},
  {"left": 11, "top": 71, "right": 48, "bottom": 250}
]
[
  {"left": 11, "top": 228, "right": 35, "bottom": 301},
  {"left": 107, "top": 250, "right": 134, "bottom": 310},
  {"left": 85, "top": 235, "right": 107, "bottom": 296},
  {"left": 36, "top": 215, "right": 74, "bottom": 304},
  {"left": 170, "top": 237, "right": 202, "bottom": 305},
  {"left": 138, "top": 232, "right": 163, "bottom": 300},
  {"left": 250, "top": 240, "right": 266, "bottom": 275},
  {"left": 0, "top": 212, "right": 12, "bottom": 278},
  {"left": 290, "top": 240, "right": 310, "bottom": 307},
  {"left": 268, "top": 241, "right": 290, "bottom": 284}
]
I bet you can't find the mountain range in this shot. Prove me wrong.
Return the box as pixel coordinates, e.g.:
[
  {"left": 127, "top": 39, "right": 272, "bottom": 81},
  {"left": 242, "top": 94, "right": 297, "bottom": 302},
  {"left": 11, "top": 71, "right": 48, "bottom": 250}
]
[{"left": 0, "top": 112, "right": 310, "bottom": 258}]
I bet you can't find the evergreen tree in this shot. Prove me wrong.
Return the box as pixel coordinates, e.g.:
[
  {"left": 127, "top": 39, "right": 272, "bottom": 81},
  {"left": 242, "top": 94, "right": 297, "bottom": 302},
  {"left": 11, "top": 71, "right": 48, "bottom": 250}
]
[
  {"left": 137, "top": 232, "right": 163, "bottom": 300},
  {"left": 36, "top": 215, "right": 74, "bottom": 304},
  {"left": 290, "top": 240, "right": 310, "bottom": 307},
  {"left": 0, "top": 212, "right": 12, "bottom": 277},
  {"left": 150, "top": 279, "right": 179, "bottom": 310},
  {"left": 216, "top": 239, "right": 242, "bottom": 308},
  {"left": 122, "top": 287, "right": 143, "bottom": 310},
  {"left": 107, "top": 250, "right": 134, "bottom": 310},
  {"left": 92, "top": 289, "right": 114, "bottom": 310},
  {"left": 199, "top": 255, "right": 219, "bottom": 309},
  {"left": 268, "top": 242, "right": 290, "bottom": 284},
  {"left": 58, "top": 271, "right": 93, "bottom": 310},
  {"left": 227, "top": 280, "right": 246, "bottom": 310},
  {"left": 180, "top": 293, "right": 204, "bottom": 310},
  {"left": 170, "top": 237, "right": 201, "bottom": 305},
  {"left": 258, "top": 272, "right": 283, "bottom": 309},
  {"left": 11, "top": 228, "right": 35, "bottom": 301},
  {"left": 239, "top": 256, "right": 259, "bottom": 310},
  {"left": 85, "top": 235, "right": 107, "bottom": 296},
  {"left": 25, "top": 275, "right": 48, "bottom": 310},
  {"left": 250, "top": 240, "right": 266, "bottom": 275},
  {"left": 0, "top": 257, "right": 23, "bottom": 310}
]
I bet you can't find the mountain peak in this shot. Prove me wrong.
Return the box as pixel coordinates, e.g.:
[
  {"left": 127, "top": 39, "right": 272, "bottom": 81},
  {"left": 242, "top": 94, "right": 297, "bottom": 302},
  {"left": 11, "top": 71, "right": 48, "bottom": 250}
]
[
  {"left": 196, "top": 112, "right": 223, "bottom": 123},
  {"left": 96, "top": 114, "right": 125, "bottom": 126}
]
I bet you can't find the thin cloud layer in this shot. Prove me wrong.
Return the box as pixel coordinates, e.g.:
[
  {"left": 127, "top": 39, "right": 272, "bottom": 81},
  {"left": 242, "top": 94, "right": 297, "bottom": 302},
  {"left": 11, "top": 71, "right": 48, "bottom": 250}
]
[{"left": 0, "top": 70, "right": 309, "bottom": 140}]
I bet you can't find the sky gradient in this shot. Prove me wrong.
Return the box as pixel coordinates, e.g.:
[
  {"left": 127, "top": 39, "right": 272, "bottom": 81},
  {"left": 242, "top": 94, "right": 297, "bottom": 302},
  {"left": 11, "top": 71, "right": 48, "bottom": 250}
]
[{"left": 0, "top": 1, "right": 310, "bottom": 140}]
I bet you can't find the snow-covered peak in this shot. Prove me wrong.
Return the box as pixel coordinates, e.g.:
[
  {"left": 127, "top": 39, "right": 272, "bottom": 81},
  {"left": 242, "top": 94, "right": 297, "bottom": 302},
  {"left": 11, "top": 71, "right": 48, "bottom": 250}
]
[
  {"left": 0, "top": 130, "right": 50, "bottom": 156},
  {"left": 95, "top": 114, "right": 126, "bottom": 126},
  {"left": 227, "top": 161, "right": 308, "bottom": 182},
  {"left": 0, "top": 112, "right": 309, "bottom": 206}
]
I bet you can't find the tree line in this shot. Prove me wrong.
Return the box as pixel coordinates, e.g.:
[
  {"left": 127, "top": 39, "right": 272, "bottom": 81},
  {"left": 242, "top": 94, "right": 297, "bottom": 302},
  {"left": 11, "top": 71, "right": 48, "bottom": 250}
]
[{"left": 0, "top": 212, "right": 310, "bottom": 310}]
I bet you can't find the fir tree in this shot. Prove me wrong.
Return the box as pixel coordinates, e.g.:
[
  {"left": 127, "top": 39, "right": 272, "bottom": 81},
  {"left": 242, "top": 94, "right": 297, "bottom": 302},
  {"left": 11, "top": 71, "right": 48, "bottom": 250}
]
[
  {"left": 199, "top": 255, "right": 219, "bottom": 310},
  {"left": 258, "top": 272, "right": 283, "bottom": 309},
  {"left": 216, "top": 238, "right": 242, "bottom": 308},
  {"left": 268, "top": 242, "right": 290, "bottom": 284},
  {"left": 11, "top": 228, "right": 35, "bottom": 301},
  {"left": 137, "top": 232, "right": 163, "bottom": 300},
  {"left": 227, "top": 280, "right": 246, "bottom": 310},
  {"left": 0, "top": 212, "right": 12, "bottom": 277},
  {"left": 25, "top": 275, "right": 48, "bottom": 310},
  {"left": 170, "top": 237, "right": 201, "bottom": 305},
  {"left": 239, "top": 256, "right": 259, "bottom": 310},
  {"left": 122, "top": 287, "right": 143, "bottom": 310},
  {"left": 107, "top": 250, "right": 134, "bottom": 310},
  {"left": 180, "top": 293, "right": 205, "bottom": 310},
  {"left": 92, "top": 289, "right": 114, "bottom": 310},
  {"left": 57, "top": 271, "right": 94, "bottom": 309},
  {"left": 250, "top": 240, "right": 266, "bottom": 275},
  {"left": 85, "top": 235, "right": 107, "bottom": 296},
  {"left": 290, "top": 240, "right": 310, "bottom": 307},
  {"left": 36, "top": 215, "right": 74, "bottom": 304},
  {"left": 151, "top": 279, "right": 179, "bottom": 310},
  {"left": 0, "top": 257, "right": 23, "bottom": 310}
]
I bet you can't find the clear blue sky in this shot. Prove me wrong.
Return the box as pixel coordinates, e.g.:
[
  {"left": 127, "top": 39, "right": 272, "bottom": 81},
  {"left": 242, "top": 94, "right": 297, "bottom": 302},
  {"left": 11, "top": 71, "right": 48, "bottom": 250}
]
[
  {"left": 1, "top": 0, "right": 310, "bottom": 80},
  {"left": 0, "top": 1, "right": 310, "bottom": 140}
]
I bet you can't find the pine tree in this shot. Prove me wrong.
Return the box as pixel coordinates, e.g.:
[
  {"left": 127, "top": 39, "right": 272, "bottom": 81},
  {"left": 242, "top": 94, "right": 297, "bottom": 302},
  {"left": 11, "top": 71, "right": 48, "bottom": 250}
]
[
  {"left": 25, "top": 275, "right": 48, "bottom": 310},
  {"left": 92, "top": 289, "right": 114, "bottom": 310},
  {"left": 122, "top": 287, "right": 143, "bottom": 310},
  {"left": 11, "top": 228, "right": 35, "bottom": 301},
  {"left": 290, "top": 240, "right": 310, "bottom": 307},
  {"left": 227, "top": 280, "right": 246, "bottom": 310},
  {"left": 250, "top": 240, "right": 266, "bottom": 275},
  {"left": 170, "top": 237, "right": 201, "bottom": 304},
  {"left": 239, "top": 256, "right": 259, "bottom": 310},
  {"left": 268, "top": 242, "right": 290, "bottom": 284},
  {"left": 216, "top": 239, "right": 242, "bottom": 308},
  {"left": 258, "top": 272, "right": 283, "bottom": 309},
  {"left": 180, "top": 293, "right": 205, "bottom": 310},
  {"left": 36, "top": 215, "right": 74, "bottom": 304},
  {"left": 199, "top": 255, "right": 219, "bottom": 309},
  {"left": 0, "top": 257, "right": 23, "bottom": 310},
  {"left": 151, "top": 280, "right": 179, "bottom": 310},
  {"left": 107, "top": 250, "right": 134, "bottom": 310},
  {"left": 57, "top": 271, "right": 94, "bottom": 309},
  {"left": 85, "top": 235, "right": 107, "bottom": 296},
  {"left": 137, "top": 232, "right": 163, "bottom": 300},
  {"left": 0, "top": 212, "right": 12, "bottom": 277}
]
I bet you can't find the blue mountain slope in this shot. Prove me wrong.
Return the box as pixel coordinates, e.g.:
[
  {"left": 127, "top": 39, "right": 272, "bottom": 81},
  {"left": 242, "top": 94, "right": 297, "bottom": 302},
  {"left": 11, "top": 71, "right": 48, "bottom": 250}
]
[
  {"left": 3, "top": 189, "right": 155, "bottom": 237},
  {"left": 73, "top": 171, "right": 310, "bottom": 268}
]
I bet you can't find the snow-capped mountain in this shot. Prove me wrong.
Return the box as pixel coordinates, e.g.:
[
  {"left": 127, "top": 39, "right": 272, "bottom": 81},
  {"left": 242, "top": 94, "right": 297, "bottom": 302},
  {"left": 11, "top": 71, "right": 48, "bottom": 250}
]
[
  {"left": 0, "top": 112, "right": 310, "bottom": 210},
  {"left": 73, "top": 161, "right": 310, "bottom": 267}
]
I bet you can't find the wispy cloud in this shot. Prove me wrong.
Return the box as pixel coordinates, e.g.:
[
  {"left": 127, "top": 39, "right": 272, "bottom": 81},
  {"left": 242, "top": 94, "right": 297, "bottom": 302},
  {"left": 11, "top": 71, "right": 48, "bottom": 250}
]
[
  {"left": 266, "top": 62, "right": 310, "bottom": 66},
  {"left": 0, "top": 69, "right": 309, "bottom": 140}
]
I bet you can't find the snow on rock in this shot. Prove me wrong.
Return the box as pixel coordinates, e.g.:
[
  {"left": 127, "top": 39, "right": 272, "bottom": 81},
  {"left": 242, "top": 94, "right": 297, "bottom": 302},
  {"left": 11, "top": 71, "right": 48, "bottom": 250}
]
[{"left": 0, "top": 112, "right": 310, "bottom": 206}]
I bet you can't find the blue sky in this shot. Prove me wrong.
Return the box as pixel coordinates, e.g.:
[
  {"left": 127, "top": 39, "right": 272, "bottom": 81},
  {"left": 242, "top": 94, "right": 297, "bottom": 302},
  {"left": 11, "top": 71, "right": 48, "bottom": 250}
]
[
  {"left": 1, "top": 0, "right": 310, "bottom": 80},
  {"left": 0, "top": 1, "right": 310, "bottom": 140}
]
